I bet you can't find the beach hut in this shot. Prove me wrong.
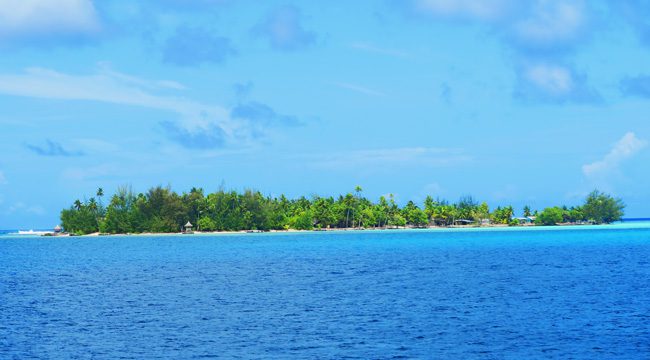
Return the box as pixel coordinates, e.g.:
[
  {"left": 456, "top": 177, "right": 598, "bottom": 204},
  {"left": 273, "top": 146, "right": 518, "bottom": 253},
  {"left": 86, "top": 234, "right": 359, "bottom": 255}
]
[
  {"left": 54, "top": 225, "right": 62, "bottom": 233},
  {"left": 513, "top": 216, "right": 536, "bottom": 225},
  {"left": 184, "top": 221, "right": 194, "bottom": 234},
  {"left": 454, "top": 219, "right": 474, "bottom": 226}
]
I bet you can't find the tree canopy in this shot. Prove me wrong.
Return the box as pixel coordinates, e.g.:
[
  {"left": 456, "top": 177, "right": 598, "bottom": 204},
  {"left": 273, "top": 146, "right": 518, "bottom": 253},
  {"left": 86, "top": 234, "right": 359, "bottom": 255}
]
[
  {"left": 582, "top": 190, "right": 625, "bottom": 224},
  {"left": 534, "top": 190, "right": 625, "bottom": 226},
  {"left": 59, "top": 186, "right": 625, "bottom": 234}
]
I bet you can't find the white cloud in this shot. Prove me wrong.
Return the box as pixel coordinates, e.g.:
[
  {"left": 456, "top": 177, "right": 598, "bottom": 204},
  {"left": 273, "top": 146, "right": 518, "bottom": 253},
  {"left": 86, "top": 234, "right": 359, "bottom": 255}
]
[
  {"left": 513, "top": 0, "right": 586, "bottom": 45},
  {"left": 407, "top": 0, "right": 592, "bottom": 102},
  {"left": 516, "top": 62, "right": 600, "bottom": 103},
  {"left": 0, "top": 67, "right": 258, "bottom": 147},
  {"left": 0, "top": 0, "right": 100, "bottom": 38},
  {"left": 525, "top": 64, "right": 574, "bottom": 95},
  {"left": 409, "top": 0, "right": 589, "bottom": 50},
  {"left": 253, "top": 5, "right": 315, "bottom": 51},
  {"left": 583, "top": 132, "right": 647, "bottom": 179}
]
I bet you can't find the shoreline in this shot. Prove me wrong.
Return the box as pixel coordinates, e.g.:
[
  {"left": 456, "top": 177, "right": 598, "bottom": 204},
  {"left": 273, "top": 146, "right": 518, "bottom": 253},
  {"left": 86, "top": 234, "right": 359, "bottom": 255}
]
[
  {"left": 58, "top": 224, "right": 523, "bottom": 237},
  {"left": 26, "top": 220, "right": 650, "bottom": 238}
]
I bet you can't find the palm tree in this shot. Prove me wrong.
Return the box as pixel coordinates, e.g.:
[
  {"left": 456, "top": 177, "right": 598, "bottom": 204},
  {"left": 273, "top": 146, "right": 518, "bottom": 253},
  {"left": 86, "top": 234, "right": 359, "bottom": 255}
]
[
  {"left": 354, "top": 185, "right": 363, "bottom": 228},
  {"left": 73, "top": 199, "right": 82, "bottom": 211},
  {"left": 88, "top": 198, "right": 98, "bottom": 212},
  {"left": 344, "top": 193, "right": 354, "bottom": 228},
  {"left": 96, "top": 188, "right": 104, "bottom": 215},
  {"left": 87, "top": 197, "right": 100, "bottom": 230},
  {"left": 387, "top": 193, "right": 396, "bottom": 226}
]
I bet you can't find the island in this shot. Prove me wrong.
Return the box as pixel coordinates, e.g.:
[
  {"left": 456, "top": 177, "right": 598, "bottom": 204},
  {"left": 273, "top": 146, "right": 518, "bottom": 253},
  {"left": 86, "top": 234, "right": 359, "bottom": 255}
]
[{"left": 55, "top": 186, "right": 626, "bottom": 236}]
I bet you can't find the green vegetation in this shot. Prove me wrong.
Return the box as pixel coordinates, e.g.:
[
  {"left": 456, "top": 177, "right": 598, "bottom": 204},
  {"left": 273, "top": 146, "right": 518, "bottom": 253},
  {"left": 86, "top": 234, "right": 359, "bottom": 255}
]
[
  {"left": 582, "top": 190, "right": 626, "bottom": 224},
  {"left": 536, "top": 207, "right": 564, "bottom": 226},
  {"left": 59, "top": 186, "right": 625, "bottom": 235},
  {"left": 534, "top": 191, "right": 625, "bottom": 226}
]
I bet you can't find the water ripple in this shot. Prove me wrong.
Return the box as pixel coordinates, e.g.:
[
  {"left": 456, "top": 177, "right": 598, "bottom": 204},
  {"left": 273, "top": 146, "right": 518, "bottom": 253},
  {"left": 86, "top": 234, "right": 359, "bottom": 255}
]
[{"left": 1, "top": 228, "right": 650, "bottom": 358}]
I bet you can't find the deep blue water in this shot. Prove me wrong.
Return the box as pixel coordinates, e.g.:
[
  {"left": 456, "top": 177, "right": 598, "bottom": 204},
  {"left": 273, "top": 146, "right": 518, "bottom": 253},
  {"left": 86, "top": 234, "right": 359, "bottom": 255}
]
[{"left": 1, "top": 226, "right": 650, "bottom": 359}]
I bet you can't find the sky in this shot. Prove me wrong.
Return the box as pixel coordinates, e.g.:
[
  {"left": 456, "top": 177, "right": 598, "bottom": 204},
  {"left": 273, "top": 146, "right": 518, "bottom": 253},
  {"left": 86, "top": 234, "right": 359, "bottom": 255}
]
[{"left": 1, "top": 0, "right": 650, "bottom": 229}]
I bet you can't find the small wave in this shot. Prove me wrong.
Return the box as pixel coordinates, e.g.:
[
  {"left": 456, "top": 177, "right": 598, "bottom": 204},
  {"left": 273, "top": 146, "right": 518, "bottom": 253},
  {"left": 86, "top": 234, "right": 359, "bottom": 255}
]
[{"left": 12, "top": 230, "right": 50, "bottom": 236}]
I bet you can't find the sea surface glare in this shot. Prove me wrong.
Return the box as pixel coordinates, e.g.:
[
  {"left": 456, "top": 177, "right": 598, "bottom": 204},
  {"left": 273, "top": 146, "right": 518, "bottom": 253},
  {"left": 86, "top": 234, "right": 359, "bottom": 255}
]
[{"left": 1, "top": 227, "right": 650, "bottom": 359}]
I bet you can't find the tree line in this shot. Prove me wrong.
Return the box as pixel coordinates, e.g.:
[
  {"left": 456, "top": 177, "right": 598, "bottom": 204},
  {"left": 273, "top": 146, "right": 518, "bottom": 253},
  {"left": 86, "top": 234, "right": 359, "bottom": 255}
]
[{"left": 59, "top": 186, "right": 625, "bottom": 235}]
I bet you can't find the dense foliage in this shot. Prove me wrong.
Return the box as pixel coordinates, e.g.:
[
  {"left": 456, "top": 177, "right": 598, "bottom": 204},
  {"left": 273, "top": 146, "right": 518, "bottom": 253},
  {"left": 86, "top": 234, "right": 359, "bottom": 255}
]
[
  {"left": 534, "top": 191, "right": 625, "bottom": 226},
  {"left": 536, "top": 207, "right": 565, "bottom": 226},
  {"left": 59, "top": 186, "right": 625, "bottom": 234},
  {"left": 582, "top": 190, "right": 626, "bottom": 224}
]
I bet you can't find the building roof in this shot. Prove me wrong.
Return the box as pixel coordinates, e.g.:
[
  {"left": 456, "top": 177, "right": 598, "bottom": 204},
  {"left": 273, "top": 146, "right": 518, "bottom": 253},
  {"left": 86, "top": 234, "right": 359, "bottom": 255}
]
[{"left": 185, "top": 221, "right": 193, "bottom": 227}]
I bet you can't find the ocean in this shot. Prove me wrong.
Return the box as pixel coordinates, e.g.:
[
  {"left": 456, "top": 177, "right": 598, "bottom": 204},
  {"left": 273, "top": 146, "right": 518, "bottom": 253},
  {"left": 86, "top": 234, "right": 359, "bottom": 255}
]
[{"left": 1, "top": 224, "right": 649, "bottom": 358}]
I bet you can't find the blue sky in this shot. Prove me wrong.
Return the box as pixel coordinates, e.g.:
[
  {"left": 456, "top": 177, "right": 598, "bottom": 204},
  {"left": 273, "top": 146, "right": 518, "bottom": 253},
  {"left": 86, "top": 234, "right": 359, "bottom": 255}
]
[{"left": 1, "top": 0, "right": 650, "bottom": 228}]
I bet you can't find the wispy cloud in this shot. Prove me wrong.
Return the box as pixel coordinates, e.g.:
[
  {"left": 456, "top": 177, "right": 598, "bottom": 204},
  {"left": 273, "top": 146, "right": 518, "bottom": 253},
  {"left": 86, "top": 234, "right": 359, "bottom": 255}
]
[
  {"left": 332, "top": 82, "right": 386, "bottom": 97},
  {"left": 253, "top": 5, "right": 316, "bottom": 51},
  {"left": 61, "top": 163, "right": 121, "bottom": 182},
  {"left": 306, "top": 147, "right": 470, "bottom": 169},
  {"left": 0, "top": 67, "right": 272, "bottom": 149},
  {"left": 583, "top": 132, "right": 647, "bottom": 179},
  {"left": 154, "top": 0, "right": 232, "bottom": 11},
  {"left": 3, "top": 202, "right": 45, "bottom": 216},
  {"left": 411, "top": 0, "right": 511, "bottom": 21},
  {"left": 231, "top": 102, "right": 302, "bottom": 127},
  {"left": 96, "top": 64, "right": 187, "bottom": 91},
  {"left": 70, "top": 138, "right": 120, "bottom": 154},
  {"left": 25, "top": 139, "right": 84, "bottom": 157},
  {"left": 160, "top": 121, "right": 227, "bottom": 149},
  {"left": 349, "top": 42, "right": 412, "bottom": 59}
]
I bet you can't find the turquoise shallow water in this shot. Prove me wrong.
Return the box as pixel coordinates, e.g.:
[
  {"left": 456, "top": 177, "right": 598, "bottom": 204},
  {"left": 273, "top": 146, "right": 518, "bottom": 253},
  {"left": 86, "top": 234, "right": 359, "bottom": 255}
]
[{"left": 1, "top": 225, "right": 650, "bottom": 358}]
